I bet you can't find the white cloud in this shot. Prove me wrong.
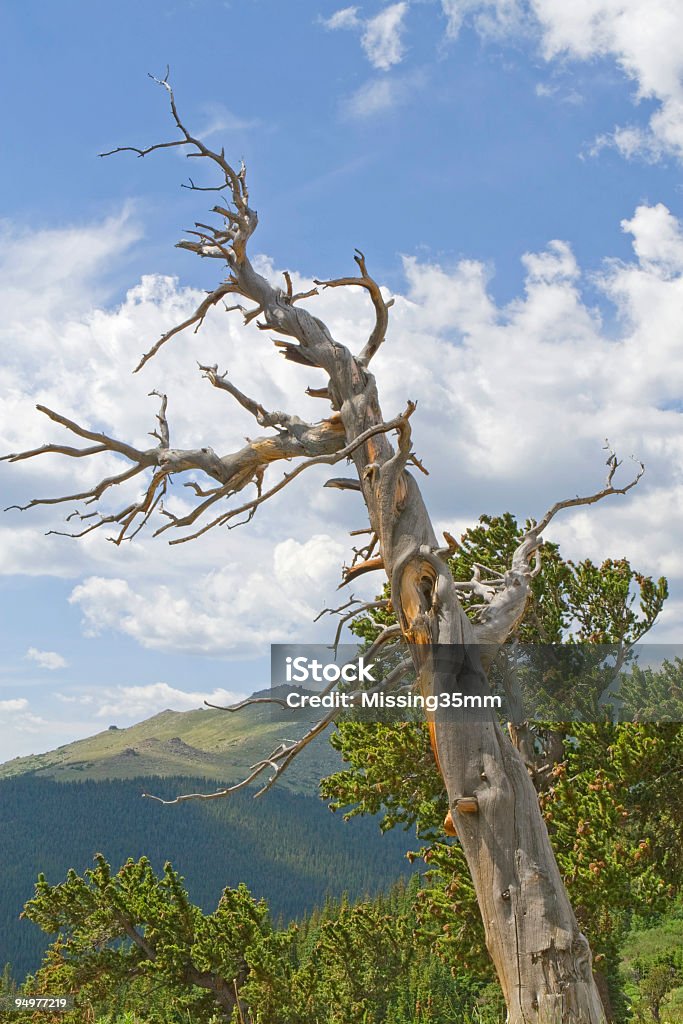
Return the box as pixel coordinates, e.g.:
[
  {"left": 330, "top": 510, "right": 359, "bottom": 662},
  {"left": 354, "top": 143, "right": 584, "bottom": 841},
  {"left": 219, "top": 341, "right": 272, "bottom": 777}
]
[
  {"left": 441, "top": 0, "right": 525, "bottom": 39},
  {"left": 324, "top": 2, "right": 409, "bottom": 70},
  {"left": 0, "top": 697, "right": 48, "bottom": 734},
  {"left": 326, "top": 1, "right": 683, "bottom": 161},
  {"left": 3, "top": 201, "right": 683, "bottom": 653},
  {"left": 361, "top": 2, "right": 409, "bottom": 70},
  {"left": 68, "top": 534, "right": 348, "bottom": 656},
  {"left": 26, "top": 647, "right": 68, "bottom": 670},
  {"left": 440, "top": 0, "right": 683, "bottom": 163},
  {"left": 89, "top": 682, "right": 243, "bottom": 721},
  {"left": 0, "top": 698, "right": 29, "bottom": 712},
  {"left": 322, "top": 6, "right": 361, "bottom": 30},
  {"left": 619, "top": 203, "right": 683, "bottom": 276},
  {"left": 532, "top": 0, "right": 683, "bottom": 161},
  {"left": 0, "top": 211, "right": 139, "bottom": 320}
]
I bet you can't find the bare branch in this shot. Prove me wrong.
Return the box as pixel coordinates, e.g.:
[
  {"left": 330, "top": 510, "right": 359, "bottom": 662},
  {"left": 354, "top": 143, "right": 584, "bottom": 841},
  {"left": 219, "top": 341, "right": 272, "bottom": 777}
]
[
  {"left": 314, "top": 249, "right": 394, "bottom": 365},
  {"left": 198, "top": 363, "right": 300, "bottom": 430},
  {"left": 148, "top": 391, "right": 170, "bottom": 447},
  {"left": 204, "top": 696, "right": 289, "bottom": 712},
  {"left": 314, "top": 594, "right": 364, "bottom": 622},
  {"left": 134, "top": 281, "right": 237, "bottom": 373},
  {"left": 362, "top": 623, "right": 402, "bottom": 663},
  {"left": 324, "top": 477, "right": 362, "bottom": 492},
  {"left": 143, "top": 657, "right": 413, "bottom": 805},
  {"left": 471, "top": 448, "right": 646, "bottom": 652},
  {"left": 306, "top": 386, "right": 332, "bottom": 401},
  {"left": 350, "top": 530, "right": 378, "bottom": 566},
  {"left": 1, "top": 442, "right": 110, "bottom": 464},
  {"left": 6, "top": 462, "right": 149, "bottom": 515},
  {"left": 315, "top": 597, "right": 390, "bottom": 653},
  {"left": 340, "top": 556, "right": 384, "bottom": 588},
  {"left": 165, "top": 402, "right": 417, "bottom": 545},
  {"left": 533, "top": 444, "right": 644, "bottom": 536},
  {"left": 101, "top": 72, "right": 261, "bottom": 372},
  {"left": 5, "top": 390, "right": 351, "bottom": 544}
]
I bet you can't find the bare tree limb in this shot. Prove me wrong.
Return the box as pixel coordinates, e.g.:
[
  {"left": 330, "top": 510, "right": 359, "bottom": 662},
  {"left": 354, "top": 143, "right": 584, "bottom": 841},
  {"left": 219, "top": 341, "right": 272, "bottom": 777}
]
[
  {"left": 134, "top": 282, "right": 238, "bottom": 372},
  {"left": 471, "top": 449, "right": 645, "bottom": 652},
  {"left": 163, "top": 402, "right": 417, "bottom": 544},
  {"left": 204, "top": 696, "right": 289, "bottom": 712},
  {"left": 143, "top": 657, "right": 413, "bottom": 804},
  {"left": 340, "top": 556, "right": 385, "bottom": 587},
  {"left": 533, "top": 442, "right": 644, "bottom": 535},
  {"left": 314, "top": 249, "right": 394, "bottom": 366},
  {"left": 198, "top": 363, "right": 303, "bottom": 431},
  {"left": 3, "top": 386, "right": 354, "bottom": 543}
]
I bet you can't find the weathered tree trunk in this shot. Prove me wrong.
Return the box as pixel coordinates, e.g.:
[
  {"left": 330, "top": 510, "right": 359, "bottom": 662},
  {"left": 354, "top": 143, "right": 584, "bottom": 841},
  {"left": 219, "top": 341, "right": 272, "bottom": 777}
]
[
  {"left": 435, "top": 709, "right": 605, "bottom": 1023},
  {"left": 234, "top": 265, "right": 606, "bottom": 1021}
]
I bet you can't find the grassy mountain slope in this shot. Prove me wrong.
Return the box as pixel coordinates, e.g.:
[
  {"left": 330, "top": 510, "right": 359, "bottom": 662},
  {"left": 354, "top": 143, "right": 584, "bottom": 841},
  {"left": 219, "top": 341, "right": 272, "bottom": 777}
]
[{"left": 0, "top": 696, "right": 337, "bottom": 791}]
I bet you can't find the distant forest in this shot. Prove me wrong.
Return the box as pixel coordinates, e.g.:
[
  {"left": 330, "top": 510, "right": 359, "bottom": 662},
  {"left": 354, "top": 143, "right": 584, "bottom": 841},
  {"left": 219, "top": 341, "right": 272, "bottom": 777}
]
[{"left": 0, "top": 775, "right": 414, "bottom": 980}]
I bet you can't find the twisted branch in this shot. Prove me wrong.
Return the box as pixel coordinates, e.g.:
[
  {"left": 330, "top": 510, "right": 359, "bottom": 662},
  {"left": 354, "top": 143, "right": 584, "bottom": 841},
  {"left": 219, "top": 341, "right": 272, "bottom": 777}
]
[
  {"left": 142, "top": 657, "right": 413, "bottom": 804},
  {"left": 314, "top": 249, "right": 394, "bottom": 366},
  {"left": 470, "top": 449, "right": 646, "bottom": 651},
  {"left": 2, "top": 385, "right": 347, "bottom": 543}
]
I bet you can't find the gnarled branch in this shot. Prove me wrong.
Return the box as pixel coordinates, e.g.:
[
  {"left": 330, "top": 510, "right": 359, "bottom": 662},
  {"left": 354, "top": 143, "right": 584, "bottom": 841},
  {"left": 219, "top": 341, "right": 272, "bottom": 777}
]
[
  {"left": 143, "top": 656, "right": 413, "bottom": 805},
  {"left": 471, "top": 449, "right": 645, "bottom": 652},
  {"left": 3, "top": 386, "right": 347, "bottom": 543},
  {"left": 314, "top": 249, "right": 394, "bottom": 366}
]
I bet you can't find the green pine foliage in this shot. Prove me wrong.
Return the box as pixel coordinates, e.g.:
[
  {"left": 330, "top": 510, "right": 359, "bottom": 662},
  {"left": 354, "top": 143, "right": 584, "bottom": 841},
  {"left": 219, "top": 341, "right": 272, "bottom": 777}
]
[
  {"left": 6, "top": 861, "right": 503, "bottom": 1024},
  {"left": 322, "top": 514, "right": 679, "bottom": 1015}
]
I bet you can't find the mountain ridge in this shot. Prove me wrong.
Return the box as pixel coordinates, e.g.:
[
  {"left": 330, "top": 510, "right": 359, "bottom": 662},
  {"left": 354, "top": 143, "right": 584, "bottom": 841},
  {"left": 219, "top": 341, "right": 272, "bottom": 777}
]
[{"left": 0, "top": 690, "right": 339, "bottom": 792}]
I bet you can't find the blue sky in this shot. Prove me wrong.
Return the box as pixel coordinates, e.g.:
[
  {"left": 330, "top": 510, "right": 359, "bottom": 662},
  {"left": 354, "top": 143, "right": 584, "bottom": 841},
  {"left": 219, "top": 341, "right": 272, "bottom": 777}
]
[{"left": 2, "top": 0, "right": 683, "bottom": 759}]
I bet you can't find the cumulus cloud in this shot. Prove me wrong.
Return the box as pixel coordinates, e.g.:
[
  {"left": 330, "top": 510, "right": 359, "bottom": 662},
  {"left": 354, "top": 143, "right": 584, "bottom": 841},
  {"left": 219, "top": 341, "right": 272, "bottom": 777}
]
[
  {"left": 533, "top": 0, "right": 683, "bottom": 161},
  {"left": 86, "top": 682, "right": 244, "bottom": 721},
  {"left": 26, "top": 648, "right": 68, "bottom": 670},
  {"left": 68, "top": 534, "right": 348, "bottom": 656},
  {"left": 3, "top": 201, "right": 683, "bottom": 654},
  {"left": 324, "top": 2, "right": 409, "bottom": 70},
  {"left": 0, "top": 697, "right": 48, "bottom": 734},
  {"left": 0, "top": 211, "right": 139, "bottom": 320}
]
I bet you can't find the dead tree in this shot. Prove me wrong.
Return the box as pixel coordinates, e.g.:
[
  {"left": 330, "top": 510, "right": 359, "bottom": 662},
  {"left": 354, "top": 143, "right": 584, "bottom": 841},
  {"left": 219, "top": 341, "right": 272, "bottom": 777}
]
[{"left": 2, "top": 75, "right": 645, "bottom": 1023}]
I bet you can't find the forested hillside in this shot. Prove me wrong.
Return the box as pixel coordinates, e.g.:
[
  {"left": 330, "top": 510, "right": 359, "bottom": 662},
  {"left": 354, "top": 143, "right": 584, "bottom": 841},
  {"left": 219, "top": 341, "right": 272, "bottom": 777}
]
[{"left": 0, "top": 775, "right": 414, "bottom": 981}]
